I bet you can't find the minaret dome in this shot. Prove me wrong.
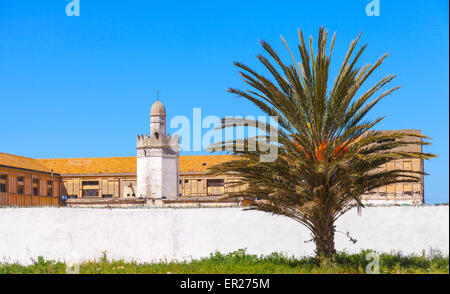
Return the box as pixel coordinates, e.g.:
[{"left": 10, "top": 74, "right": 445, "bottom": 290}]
[
  {"left": 149, "top": 100, "right": 166, "bottom": 139},
  {"left": 150, "top": 100, "right": 166, "bottom": 117}
]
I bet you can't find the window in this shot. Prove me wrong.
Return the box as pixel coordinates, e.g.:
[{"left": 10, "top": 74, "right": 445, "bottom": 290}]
[
  {"left": 206, "top": 179, "right": 224, "bottom": 187},
  {"left": 0, "top": 174, "right": 7, "bottom": 193},
  {"left": 82, "top": 181, "right": 99, "bottom": 186},
  {"left": 82, "top": 189, "right": 99, "bottom": 197},
  {"left": 206, "top": 179, "right": 224, "bottom": 196},
  {"left": 184, "top": 179, "right": 189, "bottom": 184},
  {"left": 377, "top": 138, "right": 395, "bottom": 144},
  {"left": 17, "top": 176, "right": 25, "bottom": 194},
  {"left": 47, "top": 180, "right": 53, "bottom": 196},
  {"left": 32, "top": 177, "right": 40, "bottom": 196},
  {"left": 102, "top": 194, "right": 113, "bottom": 198}
]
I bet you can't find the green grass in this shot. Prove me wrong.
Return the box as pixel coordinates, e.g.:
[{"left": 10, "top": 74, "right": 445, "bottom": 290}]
[{"left": 0, "top": 249, "right": 448, "bottom": 274}]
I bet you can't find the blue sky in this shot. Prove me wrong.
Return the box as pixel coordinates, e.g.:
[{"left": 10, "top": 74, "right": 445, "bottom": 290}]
[{"left": 0, "top": 0, "right": 448, "bottom": 203}]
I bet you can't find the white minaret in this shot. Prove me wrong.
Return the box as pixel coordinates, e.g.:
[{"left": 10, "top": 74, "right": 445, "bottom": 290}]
[{"left": 137, "top": 100, "right": 179, "bottom": 200}]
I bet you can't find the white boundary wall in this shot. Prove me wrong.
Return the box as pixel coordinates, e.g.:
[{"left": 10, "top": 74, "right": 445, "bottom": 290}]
[{"left": 0, "top": 206, "right": 448, "bottom": 265}]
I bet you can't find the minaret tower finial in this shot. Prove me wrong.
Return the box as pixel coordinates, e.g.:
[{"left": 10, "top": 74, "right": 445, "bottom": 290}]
[{"left": 149, "top": 99, "right": 166, "bottom": 139}]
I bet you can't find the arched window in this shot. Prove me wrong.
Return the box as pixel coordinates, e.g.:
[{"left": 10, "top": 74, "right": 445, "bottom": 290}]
[{"left": 154, "top": 132, "right": 159, "bottom": 139}]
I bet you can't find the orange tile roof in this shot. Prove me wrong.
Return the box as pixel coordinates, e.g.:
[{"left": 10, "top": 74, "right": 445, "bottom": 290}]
[
  {"left": 35, "top": 155, "right": 236, "bottom": 175},
  {"left": 179, "top": 155, "right": 236, "bottom": 173},
  {"left": 0, "top": 152, "right": 53, "bottom": 173},
  {"left": 37, "top": 157, "right": 137, "bottom": 175}
]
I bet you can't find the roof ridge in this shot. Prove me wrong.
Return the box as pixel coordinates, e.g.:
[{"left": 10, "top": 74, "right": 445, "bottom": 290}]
[
  {"left": 37, "top": 156, "right": 136, "bottom": 160},
  {"left": 37, "top": 154, "right": 235, "bottom": 160},
  {"left": 0, "top": 152, "right": 35, "bottom": 160},
  {"left": 0, "top": 152, "right": 52, "bottom": 173}
]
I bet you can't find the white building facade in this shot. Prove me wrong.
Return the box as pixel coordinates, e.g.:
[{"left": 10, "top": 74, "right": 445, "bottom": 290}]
[{"left": 137, "top": 100, "right": 179, "bottom": 199}]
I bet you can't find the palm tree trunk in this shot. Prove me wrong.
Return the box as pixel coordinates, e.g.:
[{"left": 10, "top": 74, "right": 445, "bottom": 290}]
[{"left": 314, "top": 221, "right": 337, "bottom": 257}]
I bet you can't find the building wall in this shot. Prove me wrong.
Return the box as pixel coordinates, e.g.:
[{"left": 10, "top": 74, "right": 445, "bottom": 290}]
[
  {"left": 60, "top": 174, "right": 136, "bottom": 199},
  {"left": 137, "top": 156, "right": 151, "bottom": 198},
  {"left": 360, "top": 158, "right": 424, "bottom": 204},
  {"left": 179, "top": 173, "right": 245, "bottom": 197},
  {"left": 0, "top": 206, "right": 447, "bottom": 265},
  {"left": 137, "top": 100, "right": 180, "bottom": 199},
  {"left": 59, "top": 163, "right": 423, "bottom": 204},
  {"left": 59, "top": 173, "right": 243, "bottom": 199},
  {"left": 136, "top": 149, "right": 179, "bottom": 199},
  {"left": 56, "top": 130, "right": 426, "bottom": 204},
  {"left": 161, "top": 152, "right": 179, "bottom": 198},
  {"left": 360, "top": 130, "right": 425, "bottom": 204},
  {"left": 0, "top": 166, "right": 60, "bottom": 207}
]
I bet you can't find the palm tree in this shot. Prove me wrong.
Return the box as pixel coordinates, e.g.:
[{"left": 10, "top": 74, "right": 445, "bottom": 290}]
[{"left": 209, "top": 27, "right": 436, "bottom": 257}]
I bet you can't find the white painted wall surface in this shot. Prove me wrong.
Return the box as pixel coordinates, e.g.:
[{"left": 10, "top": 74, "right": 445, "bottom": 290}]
[
  {"left": 161, "top": 155, "right": 179, "bottom": 198},
  {"left": 136, "top": 156, "right": 149, "bottom": 198},
  {"left": 148, "top": 156, "right": 162, "bottom": 198},
  {"left": 0, "top": 206, "right": 448, "bottom": 265},
  {"left": 137, "top": 150, "right": 178, "bottom": 199}
]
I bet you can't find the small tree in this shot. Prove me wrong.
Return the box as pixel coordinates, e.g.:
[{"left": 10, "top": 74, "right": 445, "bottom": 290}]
[{"left": 209, "top": 27, "right": 436, "bottom": 257}]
